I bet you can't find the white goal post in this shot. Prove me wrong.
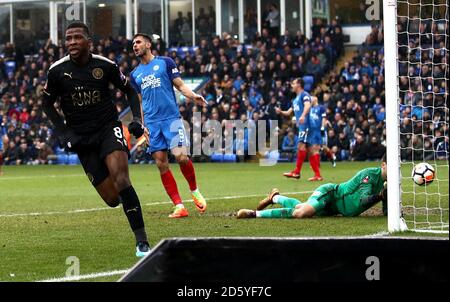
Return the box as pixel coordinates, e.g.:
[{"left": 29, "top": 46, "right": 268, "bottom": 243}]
[
  {"left": 384, "top": 0, "right": 449, "bottom": 233},
  {"left": 384, "top": 0, "right": 406, "bottom": 232}
]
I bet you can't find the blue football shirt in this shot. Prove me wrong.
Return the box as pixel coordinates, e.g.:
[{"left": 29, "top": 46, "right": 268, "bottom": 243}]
[
  {"left": 292, "top": 90, "right": 311, "bottom": 127},
  {"left": 130, "top": 56, "right": 181, "bottom": 123},
  {"left": 309, "top": 104, "right": 326, "bottom": 130}
]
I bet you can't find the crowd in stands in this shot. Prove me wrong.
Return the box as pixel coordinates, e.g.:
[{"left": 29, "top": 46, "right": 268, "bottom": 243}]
[
  {"left": 0, "top": 14, "right": 447, "bottom": 167},
  {"left": 396, "top": 16, "right": 449, "bottom": 161},
  {"left": 279, "top": 17, "right": 448, "bottom": 163},
  {"left": 169, "top": 6, "right": 217, "bottom": 47}
]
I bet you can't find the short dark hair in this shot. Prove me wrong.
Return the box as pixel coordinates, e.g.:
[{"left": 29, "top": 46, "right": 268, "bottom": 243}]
[
  {"left": 133, "top": 33, "right": 152, "bottom": 42},
  {"left": 66, "top": 22, "right": 90, "bottom": 37},
  {"left": 295, "top": 77, "right": 304, "bottom": 88}
]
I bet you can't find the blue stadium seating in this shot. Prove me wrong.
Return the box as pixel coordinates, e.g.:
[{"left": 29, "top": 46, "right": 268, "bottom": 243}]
[
  {"left": 56, "top": 154, "right": 68, "bottom": 165},
  {"left": 55, "top": 153, "right": 80, "bottom": 165},
  {"left": 303, "top": 75, "right": 314, "bottom": 92},
  {"left": 55, "top": 147, "right": 66, "bottom": 155},
  {"left": 223, "top": 154, "right": 237, "bottom": 162},
  {"left": 68, "top": 154, "right": 80, "bottom": 165},
  {"left": 168, "top": 46, "right": 198, "bottom": 59},
  {"left": 210, "top": 153, "right": 223, "bottom": 162},
  {"left": 210, "top": 153, "right": 237, "bottom": 162}
]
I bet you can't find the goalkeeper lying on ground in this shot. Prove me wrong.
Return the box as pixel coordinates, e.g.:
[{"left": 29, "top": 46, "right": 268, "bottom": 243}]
[{"left": 237, "top": 154, "right": 388, "bottom": 219}]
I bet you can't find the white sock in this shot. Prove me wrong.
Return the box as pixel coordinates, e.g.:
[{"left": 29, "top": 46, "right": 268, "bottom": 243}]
[
  {"left": 191, "top": 188, "right": 199, "bottom": 194},
  {"left": 256, "top": 211, "right": 262, "bottom": 218},
  {"left": 273, "top": 195, "right": 281, "bottom": 204},
  {"left": 175, "top": 204, "right": 185, "bottom": 209}
]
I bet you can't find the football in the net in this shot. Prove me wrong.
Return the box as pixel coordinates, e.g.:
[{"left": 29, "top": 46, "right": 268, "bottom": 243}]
[{"left": 411, "top": 162, "right": 435, "bottom": 186}]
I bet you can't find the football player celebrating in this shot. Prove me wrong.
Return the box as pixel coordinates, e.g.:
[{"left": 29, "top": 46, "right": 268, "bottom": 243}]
[{"left": 43, "top": 22, "right": 151, "bottom": 257}]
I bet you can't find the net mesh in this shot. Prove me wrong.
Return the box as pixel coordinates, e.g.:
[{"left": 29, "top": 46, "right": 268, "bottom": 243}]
[{"left": 396, "top": 0, "right": 449, "bottom": 232}]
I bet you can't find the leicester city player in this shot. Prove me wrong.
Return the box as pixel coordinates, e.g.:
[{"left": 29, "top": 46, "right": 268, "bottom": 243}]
[
  {"left": 42, "top": 22, "right": 150, "bottom": 257},
  {"left": 276, "top": 78, "right": 311, "bottom": 179},
  {"left": 131, "top": 33, "right": 207, "bottom": 218},
  {"left": 236, "top": 154, "right": 388, "bottom": 219}
]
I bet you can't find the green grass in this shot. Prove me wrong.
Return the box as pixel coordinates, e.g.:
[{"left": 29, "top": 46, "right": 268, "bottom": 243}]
[
  {"left": 0, "top": 162, "right": 447, "bottom": 282},
  {"left": 401, "top": 162, "right": 449, "bottom": 229}
]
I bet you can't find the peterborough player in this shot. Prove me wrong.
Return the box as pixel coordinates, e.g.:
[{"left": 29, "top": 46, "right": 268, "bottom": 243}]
[
  {"left": 237, "top": 154, "right": 388, "bottom": 219},
  {"left": 42, "top": 22, "right": 151, "bottom": 257},
  {"left": 306, "top": 96, "right": 326, "bottom": 181},
  {"left": 131, "top": 33, "right": 207, "bottom": 218},
  {"left": 276, "top": 78, "right": 311, "bottom": 179},
  {"left": 314, "top": 96, "right": 337, "bottom": 168}
]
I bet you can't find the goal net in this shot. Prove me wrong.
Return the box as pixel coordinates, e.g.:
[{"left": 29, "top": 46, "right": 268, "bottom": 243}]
[{"left": 384, "top": 0, "right": 449, "bottom": 233}]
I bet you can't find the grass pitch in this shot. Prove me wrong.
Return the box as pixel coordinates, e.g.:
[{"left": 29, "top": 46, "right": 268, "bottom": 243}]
[{"left": 0, "top": 161, "right": 447, "bottom": 282}]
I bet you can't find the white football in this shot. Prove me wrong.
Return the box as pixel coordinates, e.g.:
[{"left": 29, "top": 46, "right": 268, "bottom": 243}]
[{"left": 411, "top": 162, "right": 435, "bottom": 186}]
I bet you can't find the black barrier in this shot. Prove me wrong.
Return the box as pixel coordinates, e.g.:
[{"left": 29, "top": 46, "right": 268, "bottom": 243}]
[{"left": 119, "top": 237, "right": 448, "bottom": 282}]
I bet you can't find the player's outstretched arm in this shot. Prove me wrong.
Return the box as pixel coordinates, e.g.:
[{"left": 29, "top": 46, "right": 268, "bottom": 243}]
[
  {"left": 275, "top": 107, "right": 293, "bottom": 117},
  {"left": 172, "top": 77, "right": 207, "bottom": 106}
]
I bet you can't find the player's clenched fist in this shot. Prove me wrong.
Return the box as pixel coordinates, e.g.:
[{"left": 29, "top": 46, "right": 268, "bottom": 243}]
[{"left": 128, "top": 118, "right": 145, "bottom": 138}]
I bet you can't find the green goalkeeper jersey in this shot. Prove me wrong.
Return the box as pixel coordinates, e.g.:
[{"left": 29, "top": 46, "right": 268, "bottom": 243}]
[{"left": 330, "top": 167, "right": 385, "bottom": 216}]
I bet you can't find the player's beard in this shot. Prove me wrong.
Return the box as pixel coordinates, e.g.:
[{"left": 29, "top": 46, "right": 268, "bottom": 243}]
[{"left": 136, "top": 48, "right": 148, "bottom": 58}]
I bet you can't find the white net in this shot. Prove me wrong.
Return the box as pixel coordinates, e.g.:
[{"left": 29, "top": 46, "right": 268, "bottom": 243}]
[{"left": 396, "top": 0, "right": 449, "bottom": 232}]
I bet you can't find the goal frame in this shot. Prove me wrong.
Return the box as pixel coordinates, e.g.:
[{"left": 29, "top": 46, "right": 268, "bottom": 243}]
[
  {"left": 383, "top": 0, "right": 448, "bottom": 234},
  {"left": 384, "top": 0, "right": 407, "bottom": 232}
]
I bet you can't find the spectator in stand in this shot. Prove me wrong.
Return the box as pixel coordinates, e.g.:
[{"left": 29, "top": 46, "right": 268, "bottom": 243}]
[
  {"left": 265, "top": 4, "right": 280, "bottom": 38},
  {"left": 37, "top": 142, "right": 55, "bottom": 165},
  {"left": 281, "top": 128, "right": 298, "bottom": 161},
  {"left": 351, "top": 134, "right": 370, "bottom": 161},
  {"left": 3, "top": 141, "right": 18, "bottom": 165}
]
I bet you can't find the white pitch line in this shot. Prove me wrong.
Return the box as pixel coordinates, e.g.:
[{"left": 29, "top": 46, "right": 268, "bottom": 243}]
[
  {"left": 363, "top": 231, "right": 390, "bottom": 237},
  {"left": 0, "top": 191, "right": 312, "bottom": 218},
  {"left": 0, "top": 207, "right": 115, "bottom": 218},
  {"left": 37, "top": 269, "right": 129, "bottom": 282},
  {"left": 0, "top": 174, "right": 85, "bottom": 181}
]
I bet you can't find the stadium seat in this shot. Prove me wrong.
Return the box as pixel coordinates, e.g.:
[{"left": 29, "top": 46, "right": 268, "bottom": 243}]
[
  {"left": 210, "top": 153, "right": 224, "bottom": 162},
  {"left": 302, "top": 75, "right": 314, "bottom": 92},
  {"left": 223, "top": 154, "right": 237, "bottom": 162},
  {"left": 56, "top": 154, "right": 69, "bottom": 165},
  {"left": 168, "top": 46, "right": 198, "bottom": 59},
  {"left": 55, "top": 147, "right": 66, "bottom": 155},
  {"left": 68, "top": 154, "right": 80, "bottom": 165},
  {"left": 277, "top": 157, "right": 290, "bottom": 163}
]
